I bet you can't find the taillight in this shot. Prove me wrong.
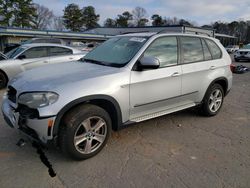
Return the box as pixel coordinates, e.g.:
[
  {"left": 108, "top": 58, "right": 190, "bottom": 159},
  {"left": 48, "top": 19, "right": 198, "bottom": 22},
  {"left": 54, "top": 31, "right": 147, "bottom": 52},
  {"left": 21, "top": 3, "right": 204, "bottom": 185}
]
[{"left": 230, "top": 64, "right": 235, "bottom": 73}]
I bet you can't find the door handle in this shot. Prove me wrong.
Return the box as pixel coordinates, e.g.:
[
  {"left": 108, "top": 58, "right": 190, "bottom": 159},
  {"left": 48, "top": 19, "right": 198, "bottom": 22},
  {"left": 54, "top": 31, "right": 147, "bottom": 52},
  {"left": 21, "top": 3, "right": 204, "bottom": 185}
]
[
  {"left": 43, "top": 61, "right": 49, "bottom": 63},
  {"left": 171, "top": 72, "right": 181, "bottom": 77},
  {"left": 69, "top": 57, "right": 73, "bottom": 60},
  {"left": 210, "top": 66, "right": 216, "bottom": 70}
]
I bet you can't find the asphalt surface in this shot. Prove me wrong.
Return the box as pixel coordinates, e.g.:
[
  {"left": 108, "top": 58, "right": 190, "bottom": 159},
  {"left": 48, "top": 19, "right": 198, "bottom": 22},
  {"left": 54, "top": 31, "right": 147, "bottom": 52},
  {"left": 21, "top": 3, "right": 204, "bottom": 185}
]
[{"left": 0, "top": 58, "right": 249, "bottom": 188}]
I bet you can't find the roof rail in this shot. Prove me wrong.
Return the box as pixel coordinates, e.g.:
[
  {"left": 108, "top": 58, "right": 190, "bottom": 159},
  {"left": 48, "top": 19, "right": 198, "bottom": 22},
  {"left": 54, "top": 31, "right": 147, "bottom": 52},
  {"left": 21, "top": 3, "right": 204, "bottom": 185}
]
[{"left": 156, "top": 25, "right": 215, "bottom": 37}]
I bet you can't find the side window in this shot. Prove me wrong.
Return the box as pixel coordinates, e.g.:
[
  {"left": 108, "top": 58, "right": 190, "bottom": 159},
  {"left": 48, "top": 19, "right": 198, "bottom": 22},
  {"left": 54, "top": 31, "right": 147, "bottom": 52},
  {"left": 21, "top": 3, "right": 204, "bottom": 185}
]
[
  {"left": 180, "top": 37, "right": 203, "bottom": 64},
  {"left": 21, "top": 47, "right": 48, "bottom": 59},
  {"left": 49, "top": 47, "right": 72, "bottom": 56},
  {"left": 201, "top": 39, "right": 212, "bottom": 61},
  {"left": 205, "top": 39, "right": 222, "bottom": 59},
  {"left": 144, "top": 37, "right": 178, "bottom": 67}
]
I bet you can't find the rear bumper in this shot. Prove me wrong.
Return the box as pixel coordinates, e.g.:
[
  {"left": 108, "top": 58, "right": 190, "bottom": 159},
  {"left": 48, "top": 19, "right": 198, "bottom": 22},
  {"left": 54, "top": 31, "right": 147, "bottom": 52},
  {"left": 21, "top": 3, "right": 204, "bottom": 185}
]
[{"left": 2, "top": 97, "right": 56, "bottom": 143}]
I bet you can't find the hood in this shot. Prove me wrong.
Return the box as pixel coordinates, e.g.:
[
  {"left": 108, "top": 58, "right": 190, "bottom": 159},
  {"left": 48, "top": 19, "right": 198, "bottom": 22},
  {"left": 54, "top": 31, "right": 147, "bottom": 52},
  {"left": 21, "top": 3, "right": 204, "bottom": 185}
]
[{"left": 9, "top": 61, "right": 120, "bottom": 91}]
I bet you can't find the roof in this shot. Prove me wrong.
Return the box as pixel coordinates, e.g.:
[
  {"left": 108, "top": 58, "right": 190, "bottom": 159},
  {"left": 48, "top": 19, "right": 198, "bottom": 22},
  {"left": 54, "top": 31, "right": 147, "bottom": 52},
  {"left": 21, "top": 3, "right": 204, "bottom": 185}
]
[
  {"left": 0, "top": 27, "right": 110, "bottom": 41},
  {"left": 20, "top": 43, "right": 82, "bottom": 53}
]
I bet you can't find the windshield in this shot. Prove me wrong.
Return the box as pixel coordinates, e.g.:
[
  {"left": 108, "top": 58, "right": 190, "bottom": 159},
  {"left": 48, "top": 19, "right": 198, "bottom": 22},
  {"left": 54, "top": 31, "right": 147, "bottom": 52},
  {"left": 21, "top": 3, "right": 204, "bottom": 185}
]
[
  {"left": 83, "top": 36, "right": 148, "bottom": 67},
  {"left": 5, "top": 47, "right": 27, "bottom": 59}
]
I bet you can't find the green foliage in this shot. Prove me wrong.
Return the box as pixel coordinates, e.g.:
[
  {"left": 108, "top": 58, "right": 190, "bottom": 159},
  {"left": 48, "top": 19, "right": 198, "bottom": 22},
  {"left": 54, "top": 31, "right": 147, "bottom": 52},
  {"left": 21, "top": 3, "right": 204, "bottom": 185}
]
[
  {"left": 104, "top": 18, "right": 116, "bottom": 27},
  {"left": 116, "top": 11, "right": 133, "bottom": 27},
  {"left": 12, "top": 0, "right": 37, "bottom": 28},
  {"left": 0, "top": 0, "right": 14, "bottom": 26},
  {"left": 151, "top": 14, "right": 164, "bottom": 26},
  {"left": 63, "top": 3, "right": 83, "bottom": 31},
  {"left": 82, "top": 6, "right": 99, "bottom": 29}
]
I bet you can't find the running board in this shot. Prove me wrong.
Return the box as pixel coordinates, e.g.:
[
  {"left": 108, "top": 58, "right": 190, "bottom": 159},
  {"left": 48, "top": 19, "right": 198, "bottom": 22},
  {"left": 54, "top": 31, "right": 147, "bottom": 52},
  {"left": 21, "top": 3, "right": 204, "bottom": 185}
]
[{"left": 130, "top": 103, "right": 196, "bottom": 122}]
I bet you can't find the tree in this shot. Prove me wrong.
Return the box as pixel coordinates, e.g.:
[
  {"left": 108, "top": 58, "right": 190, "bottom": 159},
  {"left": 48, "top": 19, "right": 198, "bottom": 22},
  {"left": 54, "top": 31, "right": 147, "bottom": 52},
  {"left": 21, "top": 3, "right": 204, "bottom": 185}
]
[
  {"left": 0, "top": 0, "right": 14, "bottom": 26},
  {"left": 132, "top": 7, "right": 148, "bottom": 26},
  {"left": 82, "top": 6, "right": 99, "bottom": 29},
  {"left": 116, "top": 11, "right": 133, "bottom": 27},
  {"left": 104, "top": 18, "right": 116, "bottom": 27},
  {"left": 32, "top": 4, "right": 54, "bottom": 29},
  {"left": 179, "top": 19, "right": 192, "bottom": 26},
  {"left": 63, "top": 3, "right": 83, "bottom": 31},
  {"left": 12, "top": 0, "right": 37, "bottom": 28},
  {"left": 151, "top": 14, "right": 164, "bottom": 26},
  {"left": 53, "top": 16, "right": 65, "bottom": 31}
]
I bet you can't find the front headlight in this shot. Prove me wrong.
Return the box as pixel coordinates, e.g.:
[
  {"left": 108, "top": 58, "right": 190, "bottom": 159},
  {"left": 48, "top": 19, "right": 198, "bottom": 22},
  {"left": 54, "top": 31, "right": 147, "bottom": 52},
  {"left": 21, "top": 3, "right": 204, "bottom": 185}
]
[{"left": 18, "top": 92, "right": 59, "bottom": 109}]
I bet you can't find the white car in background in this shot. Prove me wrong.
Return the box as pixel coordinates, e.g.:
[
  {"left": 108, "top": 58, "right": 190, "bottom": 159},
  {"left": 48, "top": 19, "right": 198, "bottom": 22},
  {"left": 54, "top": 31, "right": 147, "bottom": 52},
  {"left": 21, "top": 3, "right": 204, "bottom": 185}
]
[
  {"left": 225, "top": 45, "right": 239, "bottom": 53},
  {"left": 234, "top": 44, "right": 250, "bottom": 62},
  {"left": 0, "top": 43, "right": 86, "bottom": 88}
]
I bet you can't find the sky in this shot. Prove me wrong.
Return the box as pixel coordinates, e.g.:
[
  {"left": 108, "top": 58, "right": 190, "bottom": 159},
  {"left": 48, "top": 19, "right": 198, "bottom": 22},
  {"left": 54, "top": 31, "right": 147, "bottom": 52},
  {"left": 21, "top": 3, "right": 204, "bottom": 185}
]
[{"left": 33, "top": 0, "right": 250, "bottom": 26}]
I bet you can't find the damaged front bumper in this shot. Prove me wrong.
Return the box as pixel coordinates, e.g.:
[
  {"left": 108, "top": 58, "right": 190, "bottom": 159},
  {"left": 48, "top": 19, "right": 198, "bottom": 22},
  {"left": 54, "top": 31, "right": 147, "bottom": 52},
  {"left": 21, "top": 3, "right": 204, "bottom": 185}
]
[{"left": 2, "top": 97, "right": 56, "bottom": 144}]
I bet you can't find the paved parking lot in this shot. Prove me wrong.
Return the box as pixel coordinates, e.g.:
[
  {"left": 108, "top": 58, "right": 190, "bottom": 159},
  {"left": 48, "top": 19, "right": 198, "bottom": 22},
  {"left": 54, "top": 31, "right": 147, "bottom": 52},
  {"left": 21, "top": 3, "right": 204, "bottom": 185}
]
[{"left": 0, "top": 59, "right": 249, "bottom": 188}]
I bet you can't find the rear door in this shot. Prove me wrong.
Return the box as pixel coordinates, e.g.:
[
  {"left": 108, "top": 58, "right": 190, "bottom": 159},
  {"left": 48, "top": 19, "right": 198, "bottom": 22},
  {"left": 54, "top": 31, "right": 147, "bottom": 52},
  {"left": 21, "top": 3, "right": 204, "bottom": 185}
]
[
  {"left": 180, "top": 36, "right": 215, "bottom": 103},
  {"left": 48, "top": 46, "right": 78, "bottom": 64},
  {"left": 130, "top": 36, "right": 182, "bottom": 120}
]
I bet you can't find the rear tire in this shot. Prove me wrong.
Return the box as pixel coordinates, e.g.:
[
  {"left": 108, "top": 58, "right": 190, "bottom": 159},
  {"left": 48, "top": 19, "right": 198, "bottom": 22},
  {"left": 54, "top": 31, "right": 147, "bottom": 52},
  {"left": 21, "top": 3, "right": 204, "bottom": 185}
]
[
  {"left": 201, "top": 84, "right": 224, "bottom": 116},
  {"left": 0, "top": 71, "right": 7, "bottom": 89},
  {"left": 59, "top": 104, "right": 112, "bottom": 160},
  {"left": 234, "top": 58, "right": 239, "bottom": 62}
]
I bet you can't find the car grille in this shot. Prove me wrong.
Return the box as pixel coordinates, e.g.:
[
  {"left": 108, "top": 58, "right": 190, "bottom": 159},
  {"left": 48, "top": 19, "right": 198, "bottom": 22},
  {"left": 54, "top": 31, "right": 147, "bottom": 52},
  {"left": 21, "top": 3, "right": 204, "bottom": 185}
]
[
  {"left": 240, "top": 52, "right": 248, "bottom": 55},
  {"left": 7, "top": 86, "right": 17, "bottom": 103}
]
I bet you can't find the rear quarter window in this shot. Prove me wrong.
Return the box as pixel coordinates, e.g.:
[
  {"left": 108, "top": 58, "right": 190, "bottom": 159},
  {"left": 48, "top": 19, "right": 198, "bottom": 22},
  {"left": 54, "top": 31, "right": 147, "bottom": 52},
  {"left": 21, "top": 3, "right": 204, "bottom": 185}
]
[{"left": 205, "top": 39, "right": 222, "bottom": 59}]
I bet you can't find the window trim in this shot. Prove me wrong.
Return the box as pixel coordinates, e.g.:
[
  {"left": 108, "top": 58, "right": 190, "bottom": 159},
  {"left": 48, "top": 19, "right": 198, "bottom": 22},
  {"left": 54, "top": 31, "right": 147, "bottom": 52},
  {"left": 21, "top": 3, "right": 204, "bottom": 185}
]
[
  {"left": 132, "top": 36, "right": 180, "bottom": 71},
  {"left": 201, "top": 38, "right": 213, "bottom": 61}
]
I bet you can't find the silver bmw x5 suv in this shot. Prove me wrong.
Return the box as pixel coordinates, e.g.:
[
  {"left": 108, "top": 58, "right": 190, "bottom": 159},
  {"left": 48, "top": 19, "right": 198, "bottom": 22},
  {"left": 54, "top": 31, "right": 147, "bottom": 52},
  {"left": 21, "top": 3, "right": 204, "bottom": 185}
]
[{"left": 2, "top": 32, "right": 232, "bottom": 159}]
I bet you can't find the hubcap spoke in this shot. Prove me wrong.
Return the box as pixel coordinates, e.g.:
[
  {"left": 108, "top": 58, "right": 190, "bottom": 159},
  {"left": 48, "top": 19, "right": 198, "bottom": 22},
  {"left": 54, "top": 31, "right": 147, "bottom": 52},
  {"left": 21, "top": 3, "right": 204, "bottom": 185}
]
[
  {"left": 216, "top": 97, "right": 222, "bottom": 103},
  {"left": 209, "top": 102, "right": 215, "bottom": 110},
  {"left": 74, "top": 134, "right": 87, "bottom": 145},
  {"left": 82, "top": 118, "right": 91, "bottom": 132},
  {"left": 93, "top": 119, "right": 105, "bottom": 132},
  {"left": 84, "top": 139, "right": 92, "bottom": 153},
  {"left": 214, "top": 90, "right": 220, "bottom": 98},
  {"left": 93, "top": 133, "right": 105, "bottom": 143}
]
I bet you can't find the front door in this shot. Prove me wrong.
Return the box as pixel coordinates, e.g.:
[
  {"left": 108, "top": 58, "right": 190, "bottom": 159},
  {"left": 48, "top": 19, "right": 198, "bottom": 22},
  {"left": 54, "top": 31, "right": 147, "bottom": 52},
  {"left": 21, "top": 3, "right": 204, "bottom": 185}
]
[{"left": 129, "top": 36, "right": 182, "bottom": 120}]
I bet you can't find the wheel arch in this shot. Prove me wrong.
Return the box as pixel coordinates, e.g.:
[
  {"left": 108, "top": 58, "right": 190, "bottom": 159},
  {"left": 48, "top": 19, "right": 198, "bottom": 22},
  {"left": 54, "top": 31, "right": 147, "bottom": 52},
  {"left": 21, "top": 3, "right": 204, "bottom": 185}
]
[
  {"left": 0, "top": 69, "right": 9, "bottom": 87},
  {"left": 204, "top": 77, "right": 228, "bottom": 100},
  {"left": 53, "top": 95, "right": 123, "bottom": 136}
]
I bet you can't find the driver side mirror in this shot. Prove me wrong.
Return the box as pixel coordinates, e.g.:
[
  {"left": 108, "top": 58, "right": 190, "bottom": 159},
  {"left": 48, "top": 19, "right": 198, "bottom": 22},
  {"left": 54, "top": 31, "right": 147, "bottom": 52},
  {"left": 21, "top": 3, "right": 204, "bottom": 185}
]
[
  {"left": 17, "top": 55, "right": 26, "bottom": 60},
  {"left": 138, "top": 56, "right": 160, "bottom": 70}
]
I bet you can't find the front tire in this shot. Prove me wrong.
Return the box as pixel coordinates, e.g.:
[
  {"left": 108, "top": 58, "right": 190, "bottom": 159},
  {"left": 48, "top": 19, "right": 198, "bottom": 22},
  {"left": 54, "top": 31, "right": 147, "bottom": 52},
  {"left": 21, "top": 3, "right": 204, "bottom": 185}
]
[
  {"left": 201, "top": 84, "right": 224, "bottom": 116},
  {"left": 59, "top": 104, "right": 111, "bottom": 160}
]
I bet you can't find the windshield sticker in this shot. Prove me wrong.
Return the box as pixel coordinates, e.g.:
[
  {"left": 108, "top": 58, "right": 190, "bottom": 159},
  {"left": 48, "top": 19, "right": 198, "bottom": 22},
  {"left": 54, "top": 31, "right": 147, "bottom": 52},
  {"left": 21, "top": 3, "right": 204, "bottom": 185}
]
[{"left": 129, "top": 37, "right": 146, "bottom": 43}]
